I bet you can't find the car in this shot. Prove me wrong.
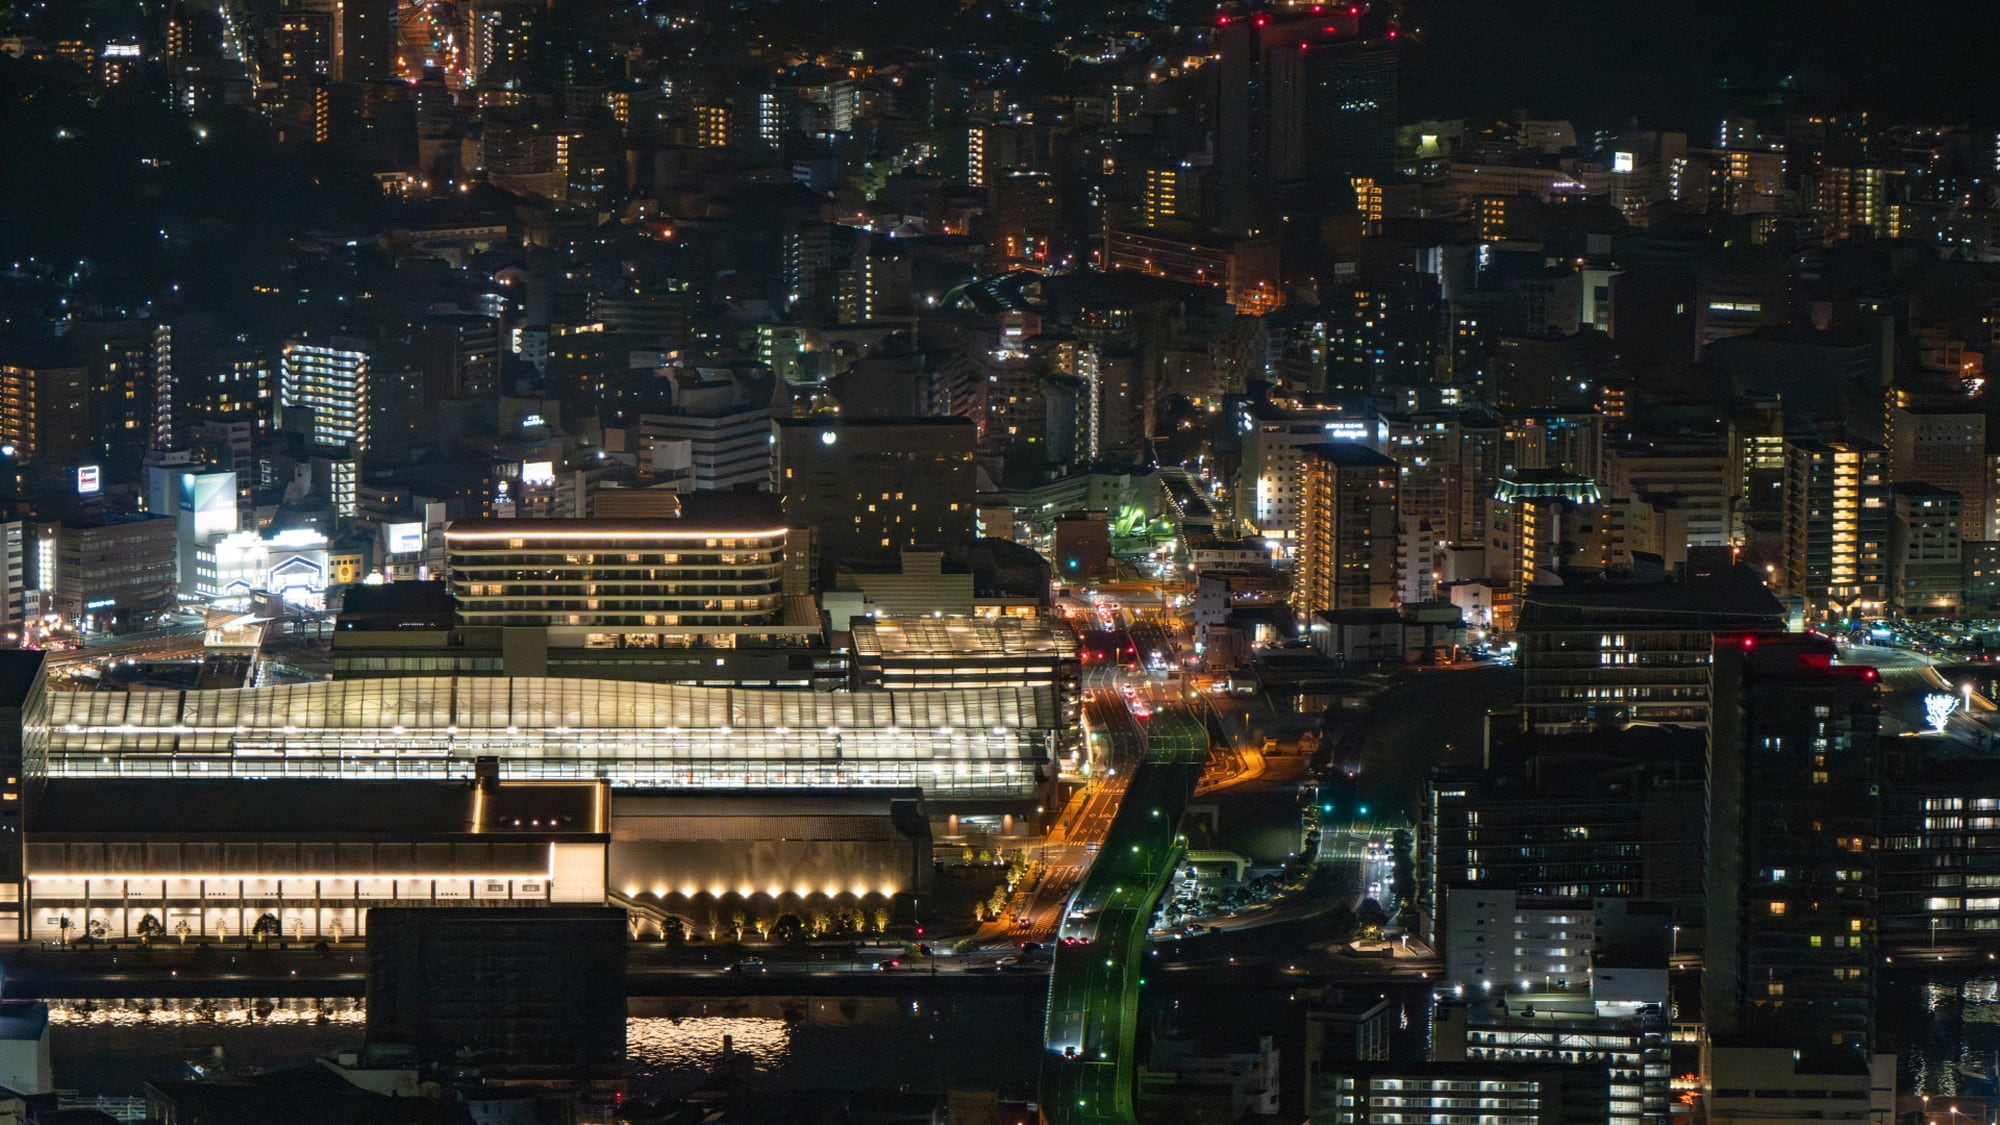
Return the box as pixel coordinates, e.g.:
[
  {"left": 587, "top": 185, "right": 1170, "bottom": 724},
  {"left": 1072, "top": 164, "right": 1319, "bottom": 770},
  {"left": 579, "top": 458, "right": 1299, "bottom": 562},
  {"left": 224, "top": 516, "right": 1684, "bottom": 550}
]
[
  {"left": 726, "top": 958, "right": 767, "bottom": 974},
  {"left": 869, "top": 958, "right": 903, "bottom": 971}
]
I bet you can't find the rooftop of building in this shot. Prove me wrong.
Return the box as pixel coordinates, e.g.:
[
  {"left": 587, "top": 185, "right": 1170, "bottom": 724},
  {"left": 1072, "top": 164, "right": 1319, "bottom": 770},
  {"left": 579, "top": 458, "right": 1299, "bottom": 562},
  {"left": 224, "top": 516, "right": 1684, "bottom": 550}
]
[
  {"left": 0, "top": 650, "right": 45, "bottom": 709},
  {"left": 1301, "top": 442, "right": 1398, "bottom": 468},
  {"left": 1518, "top": 563, "right": 1786, "bottom": 626},
  {"left": 28, "top": 778, "right": 605, "bottom": 840},
  {"left": 445, "top": 495, "right": 783, "bottom": 537},
  {"left": 850, "top": 615, "right": 1079, "bottom": 659}
]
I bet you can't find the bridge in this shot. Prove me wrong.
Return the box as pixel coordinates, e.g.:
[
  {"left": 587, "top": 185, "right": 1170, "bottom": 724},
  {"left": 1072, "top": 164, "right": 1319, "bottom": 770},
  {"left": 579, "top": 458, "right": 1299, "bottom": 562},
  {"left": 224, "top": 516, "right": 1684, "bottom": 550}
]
[{"left": 1041, "top": 704, "right": 1209, "bottom": 1125}]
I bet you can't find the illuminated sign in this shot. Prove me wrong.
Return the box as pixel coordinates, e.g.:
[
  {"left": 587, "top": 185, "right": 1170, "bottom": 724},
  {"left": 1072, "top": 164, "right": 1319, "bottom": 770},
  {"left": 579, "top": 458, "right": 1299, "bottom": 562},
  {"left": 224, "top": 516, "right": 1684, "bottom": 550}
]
[
  {"left": 76, "top": 465, "right": 100, "bottom": 495},
  {"left": 521, "top": 460, "right": 555, "bottom": 485},
  {"left": 1612, "top": 151, "right": 1635, "bottom": 174}
]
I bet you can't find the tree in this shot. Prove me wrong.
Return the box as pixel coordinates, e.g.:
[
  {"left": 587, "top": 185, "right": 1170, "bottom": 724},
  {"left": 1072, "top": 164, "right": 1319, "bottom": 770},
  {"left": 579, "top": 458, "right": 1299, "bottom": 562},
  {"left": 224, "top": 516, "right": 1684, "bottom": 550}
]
[
  {"left": 772, "top": 914, "right": 806, "bottom": 945},
  {"left": 729, "top": 911, "right": 748, "bottom": 941},
  {"left": 662, "top": 916, "right": 687, "bottom": 945},
  {"left": 252, "top": 913, "right": 282, "bottom": 941},
  {"left": 871, "top": 907, "right": 891, "bottom": 934},
  {"left": 136, "top": 914, "right": 165, "bottom": 945}
]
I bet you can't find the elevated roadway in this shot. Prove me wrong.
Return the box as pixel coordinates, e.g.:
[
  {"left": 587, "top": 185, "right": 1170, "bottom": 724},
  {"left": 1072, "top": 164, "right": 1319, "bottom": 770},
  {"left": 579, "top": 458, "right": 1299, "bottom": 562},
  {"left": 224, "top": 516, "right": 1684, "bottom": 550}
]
[{"left": 1041, "top": 705, "right": 1209, "bottom": 1125}]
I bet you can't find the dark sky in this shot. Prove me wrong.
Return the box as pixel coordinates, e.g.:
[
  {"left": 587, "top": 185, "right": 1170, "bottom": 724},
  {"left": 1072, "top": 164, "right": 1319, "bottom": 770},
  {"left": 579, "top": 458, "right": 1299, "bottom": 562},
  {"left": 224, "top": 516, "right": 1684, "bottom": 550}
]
[{"left": 1403, "top": 0, "right": 1997, "bottom": 131}]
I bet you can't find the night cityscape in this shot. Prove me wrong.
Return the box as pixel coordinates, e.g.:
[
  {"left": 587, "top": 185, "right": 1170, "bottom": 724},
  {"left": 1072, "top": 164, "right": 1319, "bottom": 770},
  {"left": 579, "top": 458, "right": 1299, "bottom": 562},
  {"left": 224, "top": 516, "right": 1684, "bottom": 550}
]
[{"left": 0, "top": 0, "right": 1996, "bottom": 1122}]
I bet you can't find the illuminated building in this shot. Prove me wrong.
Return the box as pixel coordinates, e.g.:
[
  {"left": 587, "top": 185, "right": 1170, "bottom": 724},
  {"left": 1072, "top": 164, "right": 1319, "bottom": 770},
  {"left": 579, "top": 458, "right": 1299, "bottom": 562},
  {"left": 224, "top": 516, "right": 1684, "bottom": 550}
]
[
  {"left": 26, "top": 674, "right": 1056, "bottom": 799},
  {"left": 1705, "top": 634, "right": 1880, "bottom": 1058},
  {"left": 1782, "top": 440, "right": 1887, "bottom": 623},
  {"left": 1514, "top": 557, "right": 1787, "bottom": 733},
  {"left": 0, "top": 364, "right": 88, "bottom": 461},
  {"left": 1886, "top": 484, "right": 1962, "bottom": 616},
  {"left": 850, "top": 615, "right": 1080, "bottom": 743},
  {"left": 193, "top": 528, "right": 331, "bottom": 609},
  {"left": 1293, "top": 443, "right": 1400, "bottom": 614},
  {"left": 279, "top": 337, "right": 370, "bottom": 456},
  {"left": 693, "top": 103, "right": 730, "bottom": 148},
  {"left": 1433, "top": 1003, "right": 1669, "bottom": 1125},
  {"left": 18, "top": 776, "right": 609, "bottom": 943},
  {"left": 444, "top": 515, "right": 786, "bottom": 633},
  {"left": 271, "top": 12, "right": 333, "bottom": 86},
  {"left": 27, "top": 513, "right": 177, "bottom": 625},
  {"left": 1235, "top": 402, "right": 1385, "bottom": 553},
  {"left": 1815, "top": 165, "right": 1891, "bottom": 241},
  {"left": 1318, "top": 1062, "right": 1609, "bottom": 1124}
]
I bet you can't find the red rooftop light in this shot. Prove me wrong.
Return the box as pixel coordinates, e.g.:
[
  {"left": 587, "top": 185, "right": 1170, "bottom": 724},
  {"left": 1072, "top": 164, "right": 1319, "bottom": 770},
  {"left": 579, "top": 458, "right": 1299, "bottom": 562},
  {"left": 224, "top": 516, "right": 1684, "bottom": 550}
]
[
  {"left": 1253, "top": 14, "right": 1268, "bottom": 26},
  {"left": 1216, "top": 13, "right": 1230, "bottom": 24}
]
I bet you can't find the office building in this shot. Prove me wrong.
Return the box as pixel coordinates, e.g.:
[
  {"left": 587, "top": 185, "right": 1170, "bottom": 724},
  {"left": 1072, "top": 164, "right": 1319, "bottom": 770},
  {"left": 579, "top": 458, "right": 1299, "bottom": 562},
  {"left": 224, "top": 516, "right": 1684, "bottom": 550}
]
[
  {"left": 1294, "top": 443, "right": 1400, "bottom": 614},
  {"left": 1705, "top": 634, "right": 1880, "bottom": 1059},
  {"left": 631, "top": 367, "right": 785, "bottom": 492},
  {"left": 28, "top": 513, "right": 178, "bottom": 626},
  {"left": 280, "top": 336, "right": 370, "bottom": 456},
  {"left": 1885, "top": 403, "right": 1986, "bottom": 540},
  {"left": 1782, "top": 440, "right": 1888, "bottom": 624},
  {"left": 773, "top": 418, "right": 979, "bottom": 580}
]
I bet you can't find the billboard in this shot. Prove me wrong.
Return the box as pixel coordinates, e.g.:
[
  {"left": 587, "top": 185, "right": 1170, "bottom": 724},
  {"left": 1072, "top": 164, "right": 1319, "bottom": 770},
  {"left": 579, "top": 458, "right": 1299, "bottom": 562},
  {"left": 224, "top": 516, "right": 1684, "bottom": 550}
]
[
  {"left": 76, "top": 465, "right": 100, "bottom": 495},
  {"left": 386, "top": 522, "right": 424, "bottom": 555},
  {"left": 179, "top": 471, "right": 240, "bottom": 540},
  {"left": 521, "top": 460, "right": 556, "bottom": 485}
]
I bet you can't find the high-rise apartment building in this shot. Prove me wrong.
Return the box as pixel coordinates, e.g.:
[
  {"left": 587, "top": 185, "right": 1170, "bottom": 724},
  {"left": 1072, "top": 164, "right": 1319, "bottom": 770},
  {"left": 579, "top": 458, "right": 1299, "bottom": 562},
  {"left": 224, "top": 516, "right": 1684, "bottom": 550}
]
[
  {"left": 1783, "top": 440, "right": 1888, "bottom": 623},
  {"left": 1293, "top": 443, "right": 1400, "bottom": 614},
  {"left": 1235, "top": 403, "right": 1383, "bottom": 554},
  {"left": 1706, "top": 634, "right": 1880, "bottom": 1058},
  {"left": 280, "top": 336, "right": 371, "bottom": 456},
  {"left": 1213, "top": 6, "right": 1397, "bottom": 230}
]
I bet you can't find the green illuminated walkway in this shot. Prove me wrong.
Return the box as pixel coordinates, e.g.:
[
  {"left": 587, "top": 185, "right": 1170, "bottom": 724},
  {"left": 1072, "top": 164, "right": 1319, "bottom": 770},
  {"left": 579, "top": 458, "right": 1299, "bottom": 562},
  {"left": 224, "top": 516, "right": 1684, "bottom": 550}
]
[{"left": 1041, "top": 705, "right": 1209, "bottom": 1125}]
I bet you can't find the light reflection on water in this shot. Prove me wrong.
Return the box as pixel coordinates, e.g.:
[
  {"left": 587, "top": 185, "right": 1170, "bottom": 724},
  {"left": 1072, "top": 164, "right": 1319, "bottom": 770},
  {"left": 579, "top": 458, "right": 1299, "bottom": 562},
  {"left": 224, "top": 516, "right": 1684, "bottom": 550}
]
[
  {"left": 47, "top": 994, "right": 1041, "bottom": 1100},
  {"left": 46, "top": 997, "right": 365, "bottom": 1028},
  {"left": 628, "top": 1016, "right": 791, "bottom": 1074},
  {"left": 1905, "top": 976, "right": 2000, "bottom": 1097}
]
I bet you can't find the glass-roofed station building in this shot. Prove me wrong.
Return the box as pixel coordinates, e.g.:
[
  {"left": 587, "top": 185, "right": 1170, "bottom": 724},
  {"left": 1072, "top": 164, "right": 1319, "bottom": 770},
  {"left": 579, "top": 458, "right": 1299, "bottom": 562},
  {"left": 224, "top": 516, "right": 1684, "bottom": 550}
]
[{"left": 33, "top": 676, "right": 1059, "bottom": 797}]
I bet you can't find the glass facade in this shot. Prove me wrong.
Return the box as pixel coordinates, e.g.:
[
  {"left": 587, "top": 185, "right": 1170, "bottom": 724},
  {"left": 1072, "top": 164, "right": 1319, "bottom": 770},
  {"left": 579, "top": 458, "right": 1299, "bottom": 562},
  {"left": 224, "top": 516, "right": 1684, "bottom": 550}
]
[{"left": 36, "top": 677, "right": 1056, "bottom": 796}]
